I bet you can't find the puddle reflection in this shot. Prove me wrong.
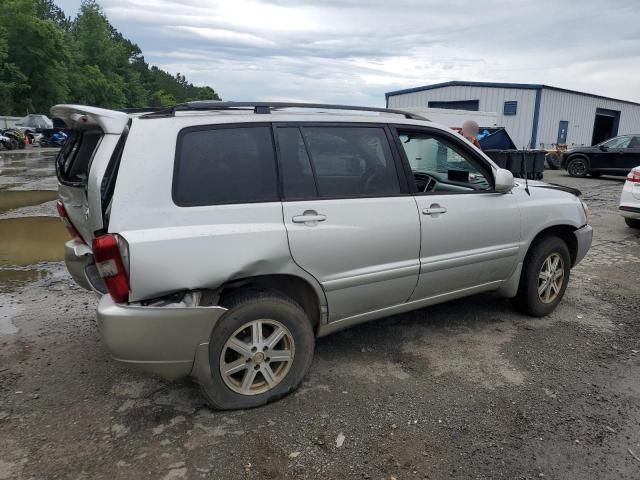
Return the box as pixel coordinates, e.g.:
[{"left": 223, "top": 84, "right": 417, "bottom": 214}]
[{"left": 0, "top": 217, "right": 68, "bottom": 265}]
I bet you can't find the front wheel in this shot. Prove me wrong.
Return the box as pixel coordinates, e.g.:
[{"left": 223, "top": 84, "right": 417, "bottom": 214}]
[
  {"left": 625, "top": 218, "right": 640, "bottom": 229},
  {"left": 567, "top": 157, "right": 588, "bottom": 177},
  {"left": 514, "top": 236, "right": 571, "bottom": 317},
  {"left": 200, "top": 292, "right": 315, "bottom": 409}
]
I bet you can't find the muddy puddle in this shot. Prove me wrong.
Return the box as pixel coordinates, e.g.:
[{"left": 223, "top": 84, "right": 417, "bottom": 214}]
[
  {"left": 0, "top": 190, "right": 58, "bottom": 212},
  {"left": 0, "top": 217, "right": 68, "bottom": 265},
  {"left": 0, "top": 269, "right": 49, "bottom": 292}
]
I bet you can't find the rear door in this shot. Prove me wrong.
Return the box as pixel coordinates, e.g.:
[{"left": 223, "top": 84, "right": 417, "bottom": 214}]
[
  {"left": 624, "top": 136, "right": 640, "bottom": 171},
  {"left": 277, "top": 123, "right": 421, "bottom": 321},
  {"left": 53, "top": 105, "right": 129, "bottom": 244}
]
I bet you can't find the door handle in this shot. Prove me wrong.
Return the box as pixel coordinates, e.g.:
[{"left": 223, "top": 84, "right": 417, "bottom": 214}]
[
  {"left": 292, "top": 211, "right": 327, "bottom": 223},
  {"left": 422, "top": 204, "right": 447, "bottom": 215}
]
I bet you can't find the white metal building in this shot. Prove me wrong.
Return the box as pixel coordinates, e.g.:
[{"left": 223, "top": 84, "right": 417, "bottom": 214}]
[{"left": 386, "top": 81, "right": 640, "bottom": 149}]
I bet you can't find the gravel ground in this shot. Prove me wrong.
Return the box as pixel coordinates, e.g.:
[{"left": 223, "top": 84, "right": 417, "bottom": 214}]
[{"left": 1, "top": 150, "right": 639, "bottom": 480}]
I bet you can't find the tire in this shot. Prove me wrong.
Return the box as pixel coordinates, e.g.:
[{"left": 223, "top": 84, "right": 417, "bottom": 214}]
[
  {"left": 625, "top": 218, "right": 640, "bottom": 229},
  {"left": 200, "top": 291, "right": 315, "bottom": 410},
  {"left": 567, "top": 157, "right": 589, "bottom": 177},
  {"left": 9, "top": 139, "right": 19, "bottom": 150},
  {"left": 513, "top": 235, "right": 571, "bottom": 317}
]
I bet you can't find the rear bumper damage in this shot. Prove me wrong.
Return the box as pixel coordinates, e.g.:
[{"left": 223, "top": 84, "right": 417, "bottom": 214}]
[{"left": 96, "top": 292, "right": 227, "bottom": 380}]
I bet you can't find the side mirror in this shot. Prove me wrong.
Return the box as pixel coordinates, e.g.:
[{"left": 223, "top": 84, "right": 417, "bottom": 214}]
[
  {"left": 599, "top": 144, "right": 608, "bottom": 151},
  {"left": 494, "top": 168, "right": 515, "bottom": 193}
]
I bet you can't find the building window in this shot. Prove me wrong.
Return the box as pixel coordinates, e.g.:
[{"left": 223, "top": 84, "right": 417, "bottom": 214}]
[
  {"left": 428, "top": 100, "right": 479, "bottom": 111},
  {"left": 503, "top": 101, "right": 518, "bottom": 115}
]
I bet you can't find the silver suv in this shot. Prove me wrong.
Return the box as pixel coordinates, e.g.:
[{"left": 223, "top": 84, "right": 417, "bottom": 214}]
[{"left": 55, "top": 102, "right": 593, "bottom": 409}]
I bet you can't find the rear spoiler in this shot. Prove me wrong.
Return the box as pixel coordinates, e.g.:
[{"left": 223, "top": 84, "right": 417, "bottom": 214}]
[{"left": 50, "top": 105, "right": 129, "bottom": 134}]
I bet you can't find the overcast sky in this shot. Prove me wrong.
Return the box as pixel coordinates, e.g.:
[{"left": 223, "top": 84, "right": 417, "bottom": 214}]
[{"left": 56, "top": 0, "right": 640, "bottom": 106}]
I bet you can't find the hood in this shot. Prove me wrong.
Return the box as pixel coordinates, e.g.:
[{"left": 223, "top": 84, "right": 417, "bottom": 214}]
[
  {"left": 565, "top": 146, "right": 599, "bottom": 155},
  {"left": 515, "top": 179, "right": 582, "bottom": 197}
]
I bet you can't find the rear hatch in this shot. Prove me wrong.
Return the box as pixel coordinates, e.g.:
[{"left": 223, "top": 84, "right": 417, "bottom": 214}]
[{"left": 53, "top": 105, "right": 129, "bottom": 245}]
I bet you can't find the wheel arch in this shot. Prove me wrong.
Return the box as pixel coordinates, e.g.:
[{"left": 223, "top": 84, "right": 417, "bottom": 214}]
[
  {"left": 217, "top": 274, "right": 325, "bottom": 332},
  {"left": 566, "top": 153, "right": 591, "bottom": 171},
  {"left": 526, "top": 224, "right": 578, "bottom": 266}
]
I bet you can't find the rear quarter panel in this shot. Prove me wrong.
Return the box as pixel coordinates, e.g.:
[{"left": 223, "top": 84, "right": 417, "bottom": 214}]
[{"left": 108, "top": 118, "right": 324, "bottom": 303}]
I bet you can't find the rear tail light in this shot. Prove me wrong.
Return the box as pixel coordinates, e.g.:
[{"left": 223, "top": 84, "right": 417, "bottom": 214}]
[
  {"left": 92, "top": 234, "right": 130, "bottom": 303},
  {"left": 56, "top": 200, "right": 82, "bottom": 242},
  {"left": 627, "top": 169, "right": 640, "bottom": 183}
]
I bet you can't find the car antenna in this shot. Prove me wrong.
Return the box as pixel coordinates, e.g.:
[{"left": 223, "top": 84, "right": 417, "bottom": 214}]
[{"left": 522, "top": 146, "right": 531, "bottom": 196}]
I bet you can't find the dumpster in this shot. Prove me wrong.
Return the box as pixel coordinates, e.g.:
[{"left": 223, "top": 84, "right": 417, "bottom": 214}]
[{"left": 485, "top": 149, "right": 546, "bottom": 180}]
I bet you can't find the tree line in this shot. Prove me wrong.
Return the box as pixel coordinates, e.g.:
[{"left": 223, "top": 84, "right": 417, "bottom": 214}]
[{"left": 0, "top": 0, "right": 220, "bottom": 116}]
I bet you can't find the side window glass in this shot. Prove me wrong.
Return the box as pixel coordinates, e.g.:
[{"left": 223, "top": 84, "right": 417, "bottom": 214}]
[
  {"left": 173, "top": 126, "right": 278, "bottom": 206},
  {"left": 398, "top": 132, "right": 491, "bottom": 193},
  {"left": 277, "top": 127, "right": 317, "bottom": 199},
  {"left": 603, "top": 136, "right": 631, "bottom": 149},
  {"left": 300, "top": 127, "right": 400, "bottom": 197}
]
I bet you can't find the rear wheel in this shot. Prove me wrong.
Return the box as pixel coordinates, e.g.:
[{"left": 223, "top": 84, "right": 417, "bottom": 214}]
[
  {"left": 514, "top": 235, "right": 571, "bottom": 317},
  {"left": 567, "top": 157, "right": 588, "bottom": 177},
  {"left": 200, "top": 291, "right": 315, "bottom": 409},
  {"left": 625, "top": 218, "right": 640, "bottom": 229}
]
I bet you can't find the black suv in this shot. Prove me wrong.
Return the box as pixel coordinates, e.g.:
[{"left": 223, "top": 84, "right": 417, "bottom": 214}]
[{"left": 562, "top": 135, "right": 640, "bottom": 177}]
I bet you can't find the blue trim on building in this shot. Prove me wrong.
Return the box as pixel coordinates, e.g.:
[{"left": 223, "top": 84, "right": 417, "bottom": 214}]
[
  {"left": 529, "top": 89, "right": 542, "bottom": 148},
  {"left": 385, "top": 80, "right": 640, "bottom": 107},
  {"left": 385, "top": 81, "right": 543, "bottom": 98}
]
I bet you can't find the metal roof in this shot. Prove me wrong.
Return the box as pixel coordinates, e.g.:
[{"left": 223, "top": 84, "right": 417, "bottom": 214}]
[{"left": 385, "top": 81, "right": 640, "bottom": 107}]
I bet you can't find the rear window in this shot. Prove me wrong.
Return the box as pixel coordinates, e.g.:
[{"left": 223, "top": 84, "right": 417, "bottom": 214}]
[
  {"left": 173, "top": 125, "right": 279, "bottom": 206},
  {"left": 55, "top": 129, "right": 102, "bottom": 185}
]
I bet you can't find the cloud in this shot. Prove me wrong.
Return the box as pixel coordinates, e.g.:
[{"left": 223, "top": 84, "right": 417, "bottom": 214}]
[{"left": 55, "top": 0, "right": 640, "bottom": 105}]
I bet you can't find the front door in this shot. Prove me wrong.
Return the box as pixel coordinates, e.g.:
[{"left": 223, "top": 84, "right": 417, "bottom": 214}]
[
  {"left": 392, "top": 127, "right": 521, "bottom": 300},
  {"left": 591, "top": 135, "right": 632, "bottom": 173},
  {"left": 276, "top": 124, "right": 421, "bottom": 321}
]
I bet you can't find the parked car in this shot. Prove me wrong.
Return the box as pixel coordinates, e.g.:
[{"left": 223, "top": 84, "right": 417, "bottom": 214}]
[
  {"left": 55, "top": 102, "right": 593, "bottom": 409},
  {"left": 619, "top": 166, "right": 640, "bottom": 228},
  {"left": 562, "top": 134, "right": 640, "bottom": 177}
]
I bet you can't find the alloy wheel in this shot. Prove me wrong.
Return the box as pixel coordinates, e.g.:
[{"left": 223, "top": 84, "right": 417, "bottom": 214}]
[
  {"left": 219, "top": 319, "right": 295, "bottom": 395},
  {"left": 568, "top": 159, "right": 587, "bottom": 176},
  {"left": 537, "top": 253, "right": 565, "bottom": 303}
]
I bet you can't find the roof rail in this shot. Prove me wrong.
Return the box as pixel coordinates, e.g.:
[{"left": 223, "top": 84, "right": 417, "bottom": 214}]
[{"left": 138, "top": 101, "right": 429, "bottom": 121}]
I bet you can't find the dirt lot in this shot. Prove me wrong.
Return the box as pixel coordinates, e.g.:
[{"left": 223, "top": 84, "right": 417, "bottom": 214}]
[{"left": 1, "top": 149, "right": 639, "bottom": 480}]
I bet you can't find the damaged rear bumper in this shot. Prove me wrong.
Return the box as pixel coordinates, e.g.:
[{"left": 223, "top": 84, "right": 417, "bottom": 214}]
[{"left": 96, "top": 293, "right": 227, "bottom": 380}]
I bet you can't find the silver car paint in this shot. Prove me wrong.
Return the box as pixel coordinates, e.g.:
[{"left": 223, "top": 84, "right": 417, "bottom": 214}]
[
  {"left": 54, "top": 106, "right": 592, "bottom": 381},
  {"left": 410, "top": 191, "right": 521, "bottom": 300},
  {"left": 96, "top": 294, "right": 227, "bottom": 380},
  {"left": 282, "top": 196, "right": 420, "bottom": 320}
]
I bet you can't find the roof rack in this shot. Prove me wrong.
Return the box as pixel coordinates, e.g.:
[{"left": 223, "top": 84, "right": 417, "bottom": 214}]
[{"left": 138, "top": 101, "right": 429, "bottom": 121}]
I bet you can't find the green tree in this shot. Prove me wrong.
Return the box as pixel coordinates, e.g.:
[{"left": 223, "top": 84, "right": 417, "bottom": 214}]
[
  {"left": 0, "top": 26, "right": 30, "bottom": 115},
  {"left": 0, "top": 0, "right": 220, "bottom": 115},
  {"left": 0, "top": 0, "right": 70, "bottom": 113}
]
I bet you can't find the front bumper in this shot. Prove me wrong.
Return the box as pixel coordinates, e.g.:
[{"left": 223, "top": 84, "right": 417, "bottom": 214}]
[
  {"left": 96, "top": 294, "right": 227, "bottom": 380},
  {"left": 573, "top": 224, "right": 593, "bottom": 266}
]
